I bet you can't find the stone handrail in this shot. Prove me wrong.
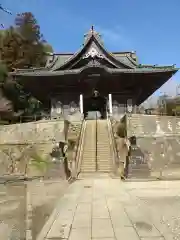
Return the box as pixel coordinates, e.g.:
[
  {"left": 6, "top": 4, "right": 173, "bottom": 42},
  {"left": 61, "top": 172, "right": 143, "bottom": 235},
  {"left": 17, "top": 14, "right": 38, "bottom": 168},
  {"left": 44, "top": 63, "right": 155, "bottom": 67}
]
[
  {"left": 107, "top": 117, "right": 119, "bottom": 174},
  {"left": 71, "top": 120, "right": 86, "bottom": 178}
]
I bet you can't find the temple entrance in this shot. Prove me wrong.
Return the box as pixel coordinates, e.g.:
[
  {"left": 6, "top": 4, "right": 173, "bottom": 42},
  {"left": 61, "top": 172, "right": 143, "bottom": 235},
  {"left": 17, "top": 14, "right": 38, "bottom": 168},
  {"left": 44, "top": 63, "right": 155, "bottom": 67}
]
[{"left": 83, "top": 90, "right": 107, "bottom": 119}]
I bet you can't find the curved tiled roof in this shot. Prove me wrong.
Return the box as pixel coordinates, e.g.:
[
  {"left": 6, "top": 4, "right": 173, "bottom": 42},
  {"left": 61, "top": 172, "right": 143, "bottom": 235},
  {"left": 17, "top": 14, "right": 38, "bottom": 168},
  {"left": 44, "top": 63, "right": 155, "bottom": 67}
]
[
  {"left": 47, "top": 28, "right": 136, "bottom": 71},
  {"left": 11, "top": 66, "right": 178, "bottom": 77},
  {"left": 12, "top": 26, "right": 178, "bottom": 79},
  {"left": 46, "top": 54, "right": 73, "bottom": 69},
  {"left": 46, "top": 51, "right": 138, "bottom": 70},
  {"left": 112, "top": 54, "right": 137, "bottom": 68}
]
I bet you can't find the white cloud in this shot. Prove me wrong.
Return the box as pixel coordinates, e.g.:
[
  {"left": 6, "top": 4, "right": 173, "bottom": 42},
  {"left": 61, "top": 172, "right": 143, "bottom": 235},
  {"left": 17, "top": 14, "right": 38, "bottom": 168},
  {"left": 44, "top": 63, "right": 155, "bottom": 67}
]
[
  {"left": 99, "top": 27, "right": 122, "bottom": 43},
  {"left": 96, "top": 25, "right": 130, "bottom": 48}
]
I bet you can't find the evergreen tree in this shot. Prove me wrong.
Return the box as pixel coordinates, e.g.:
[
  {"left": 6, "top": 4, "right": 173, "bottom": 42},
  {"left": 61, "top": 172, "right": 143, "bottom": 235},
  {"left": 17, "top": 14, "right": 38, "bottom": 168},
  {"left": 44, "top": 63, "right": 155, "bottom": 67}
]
[
  {"left": 15, "top": 12, "right": 47, "bottom": 67},
  {"left": 1, "top": 27, "right": 24, "bottom": 70},
  {"left": 0, "top": 63, "right": 13, "bottom": 119},
  {"left": 0, "top": 12, "right": 53, "bottom": 121}
]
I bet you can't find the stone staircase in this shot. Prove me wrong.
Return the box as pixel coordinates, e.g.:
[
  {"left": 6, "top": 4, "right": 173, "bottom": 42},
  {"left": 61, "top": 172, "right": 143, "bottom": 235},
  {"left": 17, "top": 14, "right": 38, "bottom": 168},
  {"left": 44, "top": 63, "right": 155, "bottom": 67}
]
[
  {"left": 97, "top": 120, "right": 111, "bottom": 172},
  {"left": 80, "top": 120, "right": 96, "bottom": 172},
  {"left": 80, "top": 119, "right": 111, "bottom": 173}
]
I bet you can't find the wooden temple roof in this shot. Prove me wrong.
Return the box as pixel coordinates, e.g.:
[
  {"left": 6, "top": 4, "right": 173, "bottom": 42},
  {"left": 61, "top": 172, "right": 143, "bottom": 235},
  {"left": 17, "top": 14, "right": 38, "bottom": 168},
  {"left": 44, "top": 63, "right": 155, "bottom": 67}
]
[
  {"left": 11, "top": 67, "right": 178, "bottom": 77},
  {"left": 11, "top": 25, "right": 177, "bottom": 76},
  {"left": 10, "top": 26, "right": 178, "bottom": 105}
]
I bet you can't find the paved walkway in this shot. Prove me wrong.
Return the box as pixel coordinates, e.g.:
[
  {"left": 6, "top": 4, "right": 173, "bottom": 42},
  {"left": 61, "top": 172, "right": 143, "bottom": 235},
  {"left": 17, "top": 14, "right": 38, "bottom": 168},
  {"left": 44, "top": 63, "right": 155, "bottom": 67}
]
[{"left": 37, "top": 178, "right": 180, "bottom": 240}]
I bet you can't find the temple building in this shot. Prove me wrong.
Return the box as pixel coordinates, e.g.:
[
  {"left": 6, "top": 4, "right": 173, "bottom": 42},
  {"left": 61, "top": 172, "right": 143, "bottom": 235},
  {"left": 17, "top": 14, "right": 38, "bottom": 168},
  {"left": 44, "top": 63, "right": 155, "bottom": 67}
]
[{"left": 11, "top": 26, "right": 178, "bottom": 120}]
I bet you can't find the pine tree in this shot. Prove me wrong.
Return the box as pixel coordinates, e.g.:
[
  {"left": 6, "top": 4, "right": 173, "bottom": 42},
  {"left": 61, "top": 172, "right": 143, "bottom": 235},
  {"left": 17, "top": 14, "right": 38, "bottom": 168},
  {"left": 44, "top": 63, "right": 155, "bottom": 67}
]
[
  {"left": 0, "top": 12, "right": 53, "bottom": 121},
  {"left": 15, "top": 12, "right": 46, "bottom": 67}
]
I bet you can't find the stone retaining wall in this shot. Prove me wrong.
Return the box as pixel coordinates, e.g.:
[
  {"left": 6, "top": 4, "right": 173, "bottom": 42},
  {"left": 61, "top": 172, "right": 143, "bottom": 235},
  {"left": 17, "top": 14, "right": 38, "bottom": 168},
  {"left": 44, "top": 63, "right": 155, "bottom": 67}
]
[
  {"left": 0, "top": 120, "right": 67, "bottom": 144},
  {"left": 0, "top": 120, "right": 82, "bottom": 179},
  {"left": 127, "top": 114, "right": 180, "bottom": 137},
  {"left": 126, "top": 114, "right": 180, "bottom": 179}
]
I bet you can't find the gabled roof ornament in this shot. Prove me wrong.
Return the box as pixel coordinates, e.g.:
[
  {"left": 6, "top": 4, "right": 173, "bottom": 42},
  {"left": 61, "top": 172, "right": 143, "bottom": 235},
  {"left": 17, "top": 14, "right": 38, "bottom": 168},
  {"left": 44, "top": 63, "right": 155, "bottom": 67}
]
[
  {"left": 83, "top": 26, "right": 104, "bottom": 46},
  {"left": 91, "top": 25, "right": 94, "bottom": 33},
  {"left": 83, "top": 47, "right": 103, "bottom": 59}
]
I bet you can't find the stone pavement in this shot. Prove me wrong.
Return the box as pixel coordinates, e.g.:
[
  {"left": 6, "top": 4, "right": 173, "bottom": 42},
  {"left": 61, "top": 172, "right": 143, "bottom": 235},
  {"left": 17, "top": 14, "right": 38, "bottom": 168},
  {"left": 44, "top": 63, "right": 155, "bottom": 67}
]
[{"left": 37, "top": 177, "right": 180, "bottom": 240}]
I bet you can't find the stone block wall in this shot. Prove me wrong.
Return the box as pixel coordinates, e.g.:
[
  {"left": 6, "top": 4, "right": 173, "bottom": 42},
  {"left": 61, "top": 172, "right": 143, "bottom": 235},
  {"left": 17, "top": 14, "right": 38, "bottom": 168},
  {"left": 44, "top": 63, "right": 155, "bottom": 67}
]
[
  {"left": 0, "top": 119, "right": 66, "bottom": 144},
  {"left": 126, "top": 114, "right": 180, "bottom": 179},
  {"left": 0, "top": 119, "right": 82, "bottom": 179},
  {"left": 127, "top": 114, "right": 180, "bottom": 137}
]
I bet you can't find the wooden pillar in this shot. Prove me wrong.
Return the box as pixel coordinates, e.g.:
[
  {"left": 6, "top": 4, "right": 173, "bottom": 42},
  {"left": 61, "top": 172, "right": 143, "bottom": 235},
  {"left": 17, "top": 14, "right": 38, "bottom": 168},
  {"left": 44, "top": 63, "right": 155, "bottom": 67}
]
[
  {"left": 80, "top": 94, "right": 83, "bottom": 114},
  {"left": 108, "top": 93, "right": 112, "bottom": 116}
]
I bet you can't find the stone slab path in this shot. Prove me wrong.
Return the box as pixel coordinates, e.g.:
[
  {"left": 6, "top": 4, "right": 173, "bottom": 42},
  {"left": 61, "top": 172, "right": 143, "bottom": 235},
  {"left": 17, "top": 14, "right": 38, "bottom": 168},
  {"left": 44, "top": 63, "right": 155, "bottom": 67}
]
[{"left": 37, "top": 178, "right": 180, "bottom": 240}]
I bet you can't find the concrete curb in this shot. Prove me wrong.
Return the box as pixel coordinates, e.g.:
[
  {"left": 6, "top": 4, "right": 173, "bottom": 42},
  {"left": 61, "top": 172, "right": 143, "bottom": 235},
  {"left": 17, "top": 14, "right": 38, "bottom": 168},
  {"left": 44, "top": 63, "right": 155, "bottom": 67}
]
[{"left": 36, "top": 183, "right": 73, "bottom": 240}]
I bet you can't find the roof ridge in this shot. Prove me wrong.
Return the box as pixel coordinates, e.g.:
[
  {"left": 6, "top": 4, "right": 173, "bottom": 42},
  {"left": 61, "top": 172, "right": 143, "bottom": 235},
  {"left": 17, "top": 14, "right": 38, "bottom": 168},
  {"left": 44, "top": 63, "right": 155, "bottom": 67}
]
[
  {"left": 126, "top": 54, "right": 138, "bottom": 66},
  {"left": 11, "top": 66, "right": 178, "bottom": 76},
  {"left": 51, "top": 33, "right": 135, "bottom": 70},
  {"left": 139, "top": 64, "right": 176, "bottom": 69}
]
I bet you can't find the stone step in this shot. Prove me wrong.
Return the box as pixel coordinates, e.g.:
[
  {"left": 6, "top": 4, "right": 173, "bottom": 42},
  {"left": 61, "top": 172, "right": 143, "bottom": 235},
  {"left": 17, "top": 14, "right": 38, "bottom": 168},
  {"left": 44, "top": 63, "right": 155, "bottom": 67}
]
[
  {"left": 81, "top": 161, "right": 96, "bottom": 163},
  {"left": 81, "top": 165, "right": 96, "bottom": 168},
  {"left": 97, "top": 145, "right": 110, "bottom": 147},
  {"left": 82, "top": 158, "right": 95, "bottom": 160},
  {"left": 83, "top": 145, "right": 96, "bottom": 150},
  {"left": 81, "top": 170, "right": 96, "bottom": 173},
  {"left": 98, "top": 165, "right": 111, "bottom": 168},
  {"left": 97, "top": 136, "right": 109, "bottom": 137},
  {"left": 79, "top": 172, "right": 110, "bottom": 178},
  {"left": 81, "top": 120, "right": 112, "bottom": 174},
  {"left": 97, "top": 147, "right": 111, "bottom": 149},
  {"left": 98, "top": 163, "right": 111, "bottom": 166},
  {"left": 82, "top": 160, "right": 96, "bottom": 162},
  {"left": 82, "top": 161, "right": 96, "bottom": 164},
  {"left": 82, "top": 152, "right": 96, "bottom": 154},
  {"left": 84, "top": 143, "right": 95, "bottom": 145},
  {"left": 81, "top": 164, "right": 96, "bottom": 166},
  {"left": 97, "top": 157, "right": 111, "bottom": 159},
  {"left": 82, "top": 155, "right": 96, "bottom": 158},
  {"left": 81, "top": 163, "right": 96, "bottom": 166},
  {"left": 98, "top": 164, "right": 111, "bottom": 166},
  {"left": 97, "top": 160, "right": 111, "bottom": 163},
  {"left": 97, "top": 144, "right": 110, "bottom": 146},
  {"left": 98, "top": 167, "right": 111, "bottom": 170},
  {"left": 97, "top": 160, "right": 111, "bottom": 162},
  {"left": 97, "top": 170, "right": 111, "bottom": 173},
  {"left": 98, "top": 163, "right": 111, "bottom": 165},
  {"left": 97, "top": 158, "right": 110, "bottom": 161},
  {"left": 83, "top": 148, "right": 96, "bottom": 150},
  {"left": 81, "top": 168, "right": 96, "bottom": 171},
  {"left": 97, "top": 151, "right": 111, "bottom": 154},
  {"left": 82, "top": 152, "right": 96, "bottom": 155},
  {"left": 98, "top": 162, "right": 111, "bottom": 165},
  {"left": 97, "top": 151, "right": 111, "bottom": 153},
  {"left": 97, "top": 148, "right": 110, "bottom": 150},
  {"left": 97, "top": 159, "right": 111, "bottom": 161},
  {"left": 81, "top": 161, "right": 96, "bottom": 164},
  {"left": 81, "top": 166, "right": 96, "bottom": 170},
  {"left": 97, "top": 156, "right": 111, "bottom": 157},
  {"left": 82, "top": 154, "right": 95, "bottom": 157},
  {"left": 97, "top": 158, "right": 111, "bottom": 160}
]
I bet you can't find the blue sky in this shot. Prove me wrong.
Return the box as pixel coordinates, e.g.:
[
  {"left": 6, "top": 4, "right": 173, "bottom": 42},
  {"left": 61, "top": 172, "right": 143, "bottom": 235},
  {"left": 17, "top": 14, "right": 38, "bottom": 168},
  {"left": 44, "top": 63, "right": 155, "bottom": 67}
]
[{"left": 1, "top": 0, "right": 180, "bottom": 99}]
